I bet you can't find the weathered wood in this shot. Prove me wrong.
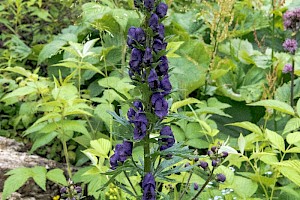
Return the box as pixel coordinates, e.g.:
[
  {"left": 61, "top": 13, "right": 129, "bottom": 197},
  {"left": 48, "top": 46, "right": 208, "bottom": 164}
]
[{"left": 0, "top": 137, "right": 62, "bottom": 200}]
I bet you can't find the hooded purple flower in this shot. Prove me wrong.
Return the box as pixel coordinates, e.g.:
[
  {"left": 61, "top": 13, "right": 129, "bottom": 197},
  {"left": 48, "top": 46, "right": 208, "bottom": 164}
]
[
  {"left": 153, "top": 39, "right": 167, "bottom": 53},
  {"left": 133, "top": 112, "right": 148, "bottom": 140},
  {"left": 149, "top": 13, "right": 159, "bottom": 31},
  {"left": 159, "top": 126, "right": 175, "bottom": 151},
  {"left": 283, "top": 38, "right": 298, "bottom": 54},
  {"left": 283, "top": 8, "right": 300, "bottom": 31},
  {"left": 156, "top": 24, "right": 165, "bottom": 40},
  {"left": 127, "top": 27, "right": 146, "bottom": 48},
  {"left": 148, "top": 69, "right": 160, "bottom": 90},
  {"left": 142, "top": 173, "right": 156, "bottom": 200},
  {"left": 151, "top": 93, "right": 168, "bottom": 118},
  {"left": 283, "top": 63, "right": 293, "bottom": 74},
  {"left": 157, "top": 56, "right": 169, "bottom": 75},
  {"left": 144, "top": 0, "right": 155, "bottom": 11},
  {"left": 110, "top": 141, "right": 133, "bottom": 169},
  {"left": 160, "top": 75, "right": 172, "bottom": 94},
  {"left": 129, "top": 48, "right": 143, "bottom": 71},
  {"left": 156, "top": 3, "right": 168, "bottom": 18},
  {"left": 143, "top": 47, "right": 153, "bottom": 64}
]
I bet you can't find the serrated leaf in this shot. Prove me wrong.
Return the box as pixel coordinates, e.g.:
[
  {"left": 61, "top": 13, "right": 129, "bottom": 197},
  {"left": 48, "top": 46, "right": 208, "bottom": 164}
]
[
  {"left": 2, "top": 171, "right": 30, "bottom": 200},
  {"left": 286, "top": 147, "right": 300, "bottom": 153},
  {"left": 265, "top": 129, "right": 285, "bottom": 152},
  {"left": 1, "top": 86, "right": 36, "bottom": 101},
  {"left": 249, "top": 100, "right": 295, "bottom": 116},
  {"left": 30, "top": 132, "right": 59, "bottom": 153},
  {"left": 283, "top": 118, "right": 300, "bottom": 134},
  {"left": 286, "top": 132, "right": 300, "bottom": 145},
  {"left": 227, "top": 121, "right": 262, "bottom": 135},
  {"left": 38, "top": 40, "right": 67, "bottom": 64},
  {"left": 83, "top": 38, "right": 99, "bottom": 57},
  {"left": 278, "top": 167, "right": 300, "bottom": 187},
  {"left": 90, "top": 138, "right": 112, "bottom": 158},
  {"left": 231, "top": 176, "right": 258, "bottom": 198},
  {"left": 31, "top": 166, "right": 47, "bottom": 191},
  {"left": 238, "top": 133, "right": 246, "bottom": 155},
  {"left": 47, "top": 169, "right": 68, "bottom": 186},
  {"left": 2, "top": 66, "right": 32, "bottom": 77}
]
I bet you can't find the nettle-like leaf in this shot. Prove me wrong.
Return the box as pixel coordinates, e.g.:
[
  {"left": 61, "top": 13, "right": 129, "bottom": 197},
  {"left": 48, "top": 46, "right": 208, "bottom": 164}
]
[
  {"left": 283, "top": 118, "right": 300, "bottom": 134},
  {"left": 275, "top": 160, "right": 300, "bottom": 187},
  {"left": 265, "top": 129, "right": 285, "bottom": 152},
  {"left": 227, "top": 121, "right": 262, "bottom": 135},
  {"left": 46, "top": 169, "right": 68, "bottom": 186}
]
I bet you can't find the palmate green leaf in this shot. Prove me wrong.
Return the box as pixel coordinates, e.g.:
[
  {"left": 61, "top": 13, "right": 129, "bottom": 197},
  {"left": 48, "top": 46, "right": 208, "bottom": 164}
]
[
  {"left": 46, "top": 169, "right": 68, "bottom": 186},
  {"left": 265, "top": 129, "right": 285, "bottom": 152},
  {"left": 249, "top": 100, "right": 295, "bottom": 116},
  {"left": 283, "top": 118, "right": 300, "bottom": 134},
  {"left": 170, "top": 98, "right": 202, "bottom": 113},
  {"left": 2, "top": 168, "right": 31, "bottom": 200},
  {"left": 227, "top": 121, "right": 262, "bottom": 135}
]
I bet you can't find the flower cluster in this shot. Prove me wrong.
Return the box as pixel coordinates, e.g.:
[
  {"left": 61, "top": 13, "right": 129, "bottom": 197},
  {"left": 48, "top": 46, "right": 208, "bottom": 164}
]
[
  {"left": 283, "top": 8, "right": 300, "bottom": 32},
  {"left": 142, "top": 173, "right": 156, "bottom": 200},
  {"left": 283, "top": 38, "right": 298, "bottom": 55},
  {"left": 60, "top": 180, "right": 82, "bottom": 200},
  {"left": 198, "top": 145, "right": 228, "bottom": 183},
  {"left": 283, "top": 63, "right": 293, "bottom": 74},
  {"left": 110, "top": 141, "right": 133, "bottom": 169}
]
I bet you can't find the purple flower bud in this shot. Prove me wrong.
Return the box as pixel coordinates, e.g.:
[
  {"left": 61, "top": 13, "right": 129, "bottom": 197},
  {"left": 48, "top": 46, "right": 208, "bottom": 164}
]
[
  {"left": 153, "top": 39, "right": 167, "bottom": 53},
  {"left": 283, "top": 38, "right": 298, "bottom": 54},
  {"left": 144, "top": 0, "right": 155, "bottom": 11},
  {"left": 143, "top": 47, "right": 153, "bottom": 64},
  {"left": 156, "top": 3, "right": 168, "bottom": 18},
  {"left": 216, "top": 173, "right": 226, "bottom": 182},
  {"left": 193, "top": 183, "right": 199, "bottom": 190},
  {"left": 199, "top": 161, "right": 208, "bottom": 169},
  {"left": 127, "top": 107, "right": 136, "bottom": 122},
  {"left": 60, "top": 187, "right": 67, "bottom": 194},
  {"left": 110, "top": 153, "right": 119, "bottom": 169},
  {"left": 75, "top": 186, "right": 82, "bottom": 193},
  {"left": 207, "top": 150, "right": 213, "bottom": 157},
  {"left": 211, "top": 146, "right": 217, "bottom": 153},
  {"left": 283, "top": 63, "right": 293, "bottom": 74},
  {"left": 212, "top": 160, "right": 218, "bottom": 167},
  {"left": 222, "top": 151, "right": 228, "bottom": 158},
  {"left": 142, "top": 172, "right": 155, "bottom": 188},
  {"left": 149, "top": 13, "right": 159, "bottom": 31},
  {"left": 159, "top": 126, "right": 175, "bottom": 151},
  {"left": 157, "top": 56, "right": 169, "bottom": 75},
  {"left": 148, "top": 69, "right": 160, "bottom": 90},
  {"left": 142, "top": 173, "right": 156, "bottom": 200},
  {"left": 133, "top": 100, "right": 144, "bottom": 110},
  {"left": 194, "top": 157, "right": 199, "bottom": 162},
  {"left": 151, "top": 92, "right": 168, "bottom": 118}
]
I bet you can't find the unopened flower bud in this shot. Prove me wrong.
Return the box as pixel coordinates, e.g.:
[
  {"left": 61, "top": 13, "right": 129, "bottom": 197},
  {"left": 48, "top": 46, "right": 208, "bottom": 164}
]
[
  {"left": 194, "top": 157, "right": 199, "bottom": 162},
  {"left": 216, "top": 173, "right": 226, "bottom": 182},
  {"left": 75, "top": 186, "right": 82, "bottom": 193},
  {"left": 207, "top": 150, "right": 213, "bottom": 157},
  {"left": 199, "top": 161, "right": 208, "bottom": 169},
  {"left": 193, "top": 183, "right": 199, "bottom": 190},
  {"left": 222, "top": 151, "right": 228, "bottom": 158},
  {"left": 60, "top": 187, "right": 67, "bottom": 194},
  {"left": 211, "top": 146, "right": 217, "bottom": 153},
  {"left": 212, "top": 160, "right": 218, "bottom": 167}
]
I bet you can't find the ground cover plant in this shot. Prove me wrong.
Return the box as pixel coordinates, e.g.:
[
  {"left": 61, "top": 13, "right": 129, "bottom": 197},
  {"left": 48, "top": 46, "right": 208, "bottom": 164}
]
[{"left": 1, "top": 0, "right": 300, "bottom": 199}]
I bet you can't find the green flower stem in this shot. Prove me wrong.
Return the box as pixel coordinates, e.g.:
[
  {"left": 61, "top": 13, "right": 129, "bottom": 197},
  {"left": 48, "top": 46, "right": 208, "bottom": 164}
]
[
  {"left": 62, "top": 140, "right": 72, "bottom": 179},
  {"left": 191, "top": 168, "right": 215, "bottom": 200},
  {"left": 291, "top": 57, "right": 295, "bottom": 107},
  {"left": 144, "top": 133, "right": 151, "bottom": 173},
  {"left": 179, "top": 170, "right": 193, "bottom": 200},
  {"left": 124, "top": 171, "right": 138, "bottom": 196}
]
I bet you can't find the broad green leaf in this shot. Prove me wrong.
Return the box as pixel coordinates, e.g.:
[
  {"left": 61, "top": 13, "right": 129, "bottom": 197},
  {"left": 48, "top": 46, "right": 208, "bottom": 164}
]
[
  {"left": 238, "top": 133, "right": 246, "bottom": 155},
  {"left": 170, "top": 98, "right": 202, "bottom": 112},
  {"left": 219, "top": 145, "right": 239, "bottom": 154},
  {"left": 30, "top": 132, "right": 58, "bottom": 152},
  {"left": 2, "top": 168, "right": 31, "bottom": 200},
  {"left": 46, "top": 169, "right": 68, "bottom": 186},
  {"left": 52, "top": 84, "right": 78, "bottom": 101},
  {"left": 283, "top": 118, "right": 300, "bottom": 134},
  {"left": 83, "top": 38, "right": 99, "bottom": 57},
  {"left": 1, "top": 86, "right": 36, "bottom": 101},
  {"left": 286, "top": 132, "right": 300, "bottom": 145},
  {"left": 2, "top": 66, "right": 32, "bottom": 77},
  {"left": 59, "top": 120, "right": 91, "bottom": 140},
  {"left": 297, "top": 99, "right": 300, "bottom": 116},
  {"left": 94, "top": 103, "right": 115, "bottom": 128},
  {"left": 90, "top": 138, "right": 112, "bottom": 158},
  {"left": 285, "top": 147, "right": 300, "bottom": 153},
  {"left": 171, "top": 125, "right": 185, "bottom": 142},
  {"left": 259, "top": 155, "right": 278, "bottom": 164},
  {"left": 185, "top": 122, "right": 203, "bottom": 139},
  {"left": 39, "top": 39, "right": 68, "bottom": 64},
  {"left": 31, "top": 166, "right": 47, "bottom": 191},
  {"left": 249, "top": 100, "right": 295, "bottom": 116},
  {"left": 250, "top": 152, "right": 276, "bottom": 160},
  {"left": 278, "top": 167, "right": 300, "bottom": 187},
  {"left": 227, "top": 121, "right": 262, "bottom": 135},
  {"left": 185, "top": 139, "right": 209, "bottom": 149},
  {"left": 231, "top": 176, "right": 258, "bottom": 198},
  {"left": 265, "top": 129, "right": 285, "bottom": 152},
  {"left": 166, "top": 41, "right": 184, "bottom": 58},
  {"left": 32, "top": 112, "right": 61, "bottom": 126}
]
